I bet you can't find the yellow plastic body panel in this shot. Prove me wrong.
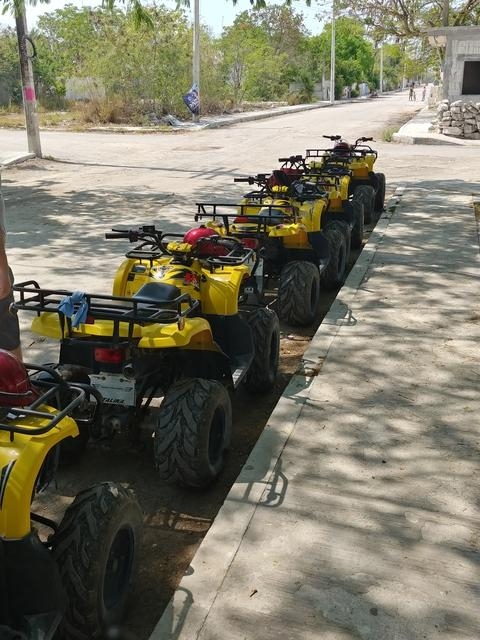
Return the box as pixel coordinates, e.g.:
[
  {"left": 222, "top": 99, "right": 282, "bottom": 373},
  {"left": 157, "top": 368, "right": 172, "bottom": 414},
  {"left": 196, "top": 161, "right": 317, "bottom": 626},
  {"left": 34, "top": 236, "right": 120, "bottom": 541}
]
[
  {"left": 0, "top": 409, "right": 78, "bottom": 539},
  {"left": 200, "top": 265, "right": 249, "bottom": 315},
  {"left": 31, "top": 313, "right": 144, "bottom": 340},
  {"left": 349, "top": 159, "right": 370, "bottom": 178},
  {"left": 297, "top": 200, "right": 327, "bottom": 234},
  {"left": 112, "top": 258, "right": 145, "bottom": 297},
  {"left": 137, "top": 317, "right": 216, "bottom": 348},
  {"left": 32, "top": 311, "right": 216, "bottom": 348}
]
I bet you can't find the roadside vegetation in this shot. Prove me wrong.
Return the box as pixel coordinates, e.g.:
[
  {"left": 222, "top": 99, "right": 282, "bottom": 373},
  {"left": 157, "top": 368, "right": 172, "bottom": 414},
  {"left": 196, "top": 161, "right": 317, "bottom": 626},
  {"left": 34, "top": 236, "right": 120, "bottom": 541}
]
[{"left": 0, "top": 0, "right": 476, "bottom": 127}]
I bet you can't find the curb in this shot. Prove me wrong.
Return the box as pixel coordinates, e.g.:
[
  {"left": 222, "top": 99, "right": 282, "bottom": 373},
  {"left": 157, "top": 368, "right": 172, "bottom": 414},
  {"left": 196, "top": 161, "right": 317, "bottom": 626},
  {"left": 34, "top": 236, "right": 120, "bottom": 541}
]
[
  {"left": 0, "top": 153, "right": 35, "bottom": 168},
  {"left": 201, "top": 102, "right": 331, "bottom": 129}
]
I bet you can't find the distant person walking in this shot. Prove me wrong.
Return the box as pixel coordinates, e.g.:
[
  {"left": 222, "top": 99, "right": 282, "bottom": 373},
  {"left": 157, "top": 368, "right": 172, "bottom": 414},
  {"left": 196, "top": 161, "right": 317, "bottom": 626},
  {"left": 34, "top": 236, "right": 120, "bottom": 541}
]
[
  {"left": 409, "top": 85, "right": 414, "bottom": 101},
  {"left": 422, "top": 85, "right": 427, "bottom": 101}
]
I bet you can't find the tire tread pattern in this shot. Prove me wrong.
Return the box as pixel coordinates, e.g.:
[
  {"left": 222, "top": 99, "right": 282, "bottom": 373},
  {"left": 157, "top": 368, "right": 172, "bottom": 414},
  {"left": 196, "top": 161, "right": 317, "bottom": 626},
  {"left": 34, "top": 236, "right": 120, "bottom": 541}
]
[
  {"left": 321, "top": 227, "right": 347, "bottom": 290},
  {"left": 51, "top": 482, "right": 142, "bottom": 640},
  {"left": 243, "top": 308, "right": 280, "bottom": 393},
  {"left": 154, "top": 378, "right": 232, "bottom": 488},
  {"left": 277, "top": 261, "right": 320, "bottom": 326}
]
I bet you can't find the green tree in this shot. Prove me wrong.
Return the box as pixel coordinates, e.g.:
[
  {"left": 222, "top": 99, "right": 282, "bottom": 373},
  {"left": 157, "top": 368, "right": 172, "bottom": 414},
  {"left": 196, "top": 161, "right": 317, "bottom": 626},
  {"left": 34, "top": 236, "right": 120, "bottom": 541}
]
[
  {"left": 0, "top": 27, "right": 21, "bottom": 104},
  {"left": 334, "top": 0, "right": 480, "bottom": 41},
  {"left": 307, "top": 17, "right": 375, "bottom": 98},
  {"left": 219, "top": 11, "right": 290, "bottom": 104}
]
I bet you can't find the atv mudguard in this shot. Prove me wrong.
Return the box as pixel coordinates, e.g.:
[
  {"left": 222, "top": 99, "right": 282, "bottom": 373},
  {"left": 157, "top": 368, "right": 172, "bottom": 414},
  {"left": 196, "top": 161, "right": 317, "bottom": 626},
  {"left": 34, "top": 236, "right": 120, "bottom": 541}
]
[
  {"left": 31, "top": 313, "right": 216, "bottom": 350},
  {"left": 0, "top": 408, "right": 78, "bottom": 539}
]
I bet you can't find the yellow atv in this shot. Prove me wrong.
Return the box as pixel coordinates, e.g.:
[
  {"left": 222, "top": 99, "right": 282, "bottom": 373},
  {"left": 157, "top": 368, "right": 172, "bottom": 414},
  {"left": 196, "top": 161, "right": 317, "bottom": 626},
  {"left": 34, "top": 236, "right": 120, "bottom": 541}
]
[
  {"left": 235, "top": 172, "right": 353, "bottom": 290},
  {"left": 14, "top": 227, "right": 280, "bottom": 489},
  {"left": 298, "top": 164, "right": 365, "bottom": 250},
  {"left": 0, "top": 350, "right": 142, "bottom": 640},
  {"left": 306, "top": 135, "right": 386, "bottom": 224},
  {"left": 194, "top": 171, "right": 353, "bottom": 326}
]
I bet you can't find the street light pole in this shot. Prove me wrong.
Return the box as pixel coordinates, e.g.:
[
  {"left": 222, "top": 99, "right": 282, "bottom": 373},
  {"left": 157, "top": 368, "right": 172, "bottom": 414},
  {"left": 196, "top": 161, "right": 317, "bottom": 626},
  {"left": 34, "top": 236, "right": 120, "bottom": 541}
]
[
  {"left": 192, "top": 0, "right": 200, "bottom": 123},
  {"left": 15, "top": 3, "right": 42, "bottom": 157},
  {"left": 379, "top": 44, "right": 384, "bottom": 93},
  {"left": 330, "top": 0, "right": 335, "bottom": 104}
]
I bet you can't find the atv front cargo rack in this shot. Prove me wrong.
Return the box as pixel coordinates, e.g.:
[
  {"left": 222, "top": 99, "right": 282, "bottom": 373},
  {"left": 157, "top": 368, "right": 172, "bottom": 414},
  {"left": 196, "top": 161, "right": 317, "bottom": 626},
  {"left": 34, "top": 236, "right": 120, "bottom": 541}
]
[{"left": 13, "top": 281, "right": 199, "bottom": 340}]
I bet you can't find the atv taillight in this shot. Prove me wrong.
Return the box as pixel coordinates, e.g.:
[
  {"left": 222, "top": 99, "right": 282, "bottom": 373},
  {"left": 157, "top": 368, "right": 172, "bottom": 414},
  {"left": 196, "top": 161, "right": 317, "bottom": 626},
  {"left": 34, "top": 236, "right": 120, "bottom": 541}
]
[
  {"left": 242, "top": 238, "right": 258, "bottom": 249},
  {"left": 234, "top": 216, "right": 249, "bottom": 223},
  {"left": 94, "top": 347, "right": 125, "bottom": 364}
]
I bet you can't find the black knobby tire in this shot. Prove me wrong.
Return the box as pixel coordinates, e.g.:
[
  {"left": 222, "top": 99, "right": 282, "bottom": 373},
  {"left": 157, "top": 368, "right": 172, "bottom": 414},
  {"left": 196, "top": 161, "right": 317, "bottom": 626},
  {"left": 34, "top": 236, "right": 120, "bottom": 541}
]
[
  {"left": 51, "top": 482, "right": 143, "bottom": 640},
  {"left": 374, "top": 172, "right": 386, "bottom": 213},
  {"left": 277, "top": 260, "right": 321, "bottom": 326},
  {"left": 243, "top": 308, "right": 280, "bottom": 393},
  {"left": 154, "top": 378, "right": 232, "bottom": 488},
  {"left": 350, "top": 197, "right": 364, "bottom": 249},
  {"left": 353, "top": 184, "right": 375, "bottom": 224},
  {"left": 321, "top": 226, "right": 348, "bottom": 290}
]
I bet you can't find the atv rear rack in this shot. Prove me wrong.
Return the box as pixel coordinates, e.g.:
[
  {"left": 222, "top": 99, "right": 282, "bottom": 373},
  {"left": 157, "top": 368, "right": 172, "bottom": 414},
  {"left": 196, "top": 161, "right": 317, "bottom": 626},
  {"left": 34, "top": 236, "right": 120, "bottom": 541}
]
[
  {"left": 195, "top": 202, "right": 297, "bottom": 234},
  {"left": 13, "top": 281, "right": 199, "bottom": 340},
  {"left": 306, "top": 147, "right": 378, "bottom": 161},
  {"left": 0, "top": 365, "right": 86, "bottom": 438}
]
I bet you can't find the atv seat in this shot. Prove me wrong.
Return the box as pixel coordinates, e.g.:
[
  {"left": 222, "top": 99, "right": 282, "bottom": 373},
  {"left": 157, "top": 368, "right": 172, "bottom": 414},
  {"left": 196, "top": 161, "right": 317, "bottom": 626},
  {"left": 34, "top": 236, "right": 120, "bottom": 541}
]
[{"left": 133, "top": 282, "right": 181, "bottom": 303}]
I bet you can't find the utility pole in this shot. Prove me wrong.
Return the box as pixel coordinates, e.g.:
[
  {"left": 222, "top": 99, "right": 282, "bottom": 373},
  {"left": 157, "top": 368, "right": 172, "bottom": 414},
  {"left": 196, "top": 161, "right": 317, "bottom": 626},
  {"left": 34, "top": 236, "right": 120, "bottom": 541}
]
[
  {"left": 442, "top": 0, "right": 449, "bottom": 25},
  {"left": 330, "top": 0, "right": 335, "bottom": 104},
  {"left": 192, "top": 0, "right": 200, "bottom": 123},
  {"left": 15, "top": 3, "right": 42, "bottom": 157},
  {"left": 379, "top": 44, "right": 384, "bottom": 93}
]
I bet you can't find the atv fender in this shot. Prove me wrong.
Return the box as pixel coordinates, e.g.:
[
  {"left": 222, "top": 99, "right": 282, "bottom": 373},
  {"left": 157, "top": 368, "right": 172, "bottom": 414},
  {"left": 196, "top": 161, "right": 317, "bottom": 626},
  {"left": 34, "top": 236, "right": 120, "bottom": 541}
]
[
  {"left": 31, "top": 313, "right": 144, "bottom": 340},
  {"left": 0, "top": 409, "right": 78, "bottom": 539},
  {"left": 112, "top": 257, "right": 146, "bottom": 297},
  {"left": 138, "top": 317, "right": 216, "bottom": 349},
  {"left": 268, "top": 222, "right": 307, "bottom": 238},
  {"left": 200, "top": 266, "right": 250, "bottom": 316}
]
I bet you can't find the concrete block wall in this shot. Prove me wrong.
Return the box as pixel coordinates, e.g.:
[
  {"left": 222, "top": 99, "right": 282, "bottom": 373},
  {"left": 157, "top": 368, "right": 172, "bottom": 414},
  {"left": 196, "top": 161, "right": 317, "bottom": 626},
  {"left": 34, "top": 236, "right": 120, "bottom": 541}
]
[{"left": 435, "top": 99, "right": 480, "bottom": 139}]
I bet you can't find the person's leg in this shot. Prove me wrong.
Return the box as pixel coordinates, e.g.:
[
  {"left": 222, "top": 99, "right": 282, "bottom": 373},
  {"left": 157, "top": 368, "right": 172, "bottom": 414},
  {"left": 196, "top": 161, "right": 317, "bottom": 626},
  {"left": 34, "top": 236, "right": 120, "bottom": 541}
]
[{"left": 0, "top": 269, "right": 21, "bottom": 359}]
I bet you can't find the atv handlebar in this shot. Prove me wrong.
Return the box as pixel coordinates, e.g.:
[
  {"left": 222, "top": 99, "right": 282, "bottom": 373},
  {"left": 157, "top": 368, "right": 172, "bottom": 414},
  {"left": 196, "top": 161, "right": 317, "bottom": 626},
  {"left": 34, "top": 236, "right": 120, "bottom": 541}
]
[
  {"left": 234, "top": 174, "right": 269, "bottom": 185},
  {"left": 354, "top": 136, "right": 374, "bottom": 144},
  {"left": 105, "top": 231, "right": 131, "bottom": 240},
  {"left": 322, "top": 134, "right": 342, "bottom": 141},
  {"left": 105, "top": 225, "right": 183, "bottom": 260}
]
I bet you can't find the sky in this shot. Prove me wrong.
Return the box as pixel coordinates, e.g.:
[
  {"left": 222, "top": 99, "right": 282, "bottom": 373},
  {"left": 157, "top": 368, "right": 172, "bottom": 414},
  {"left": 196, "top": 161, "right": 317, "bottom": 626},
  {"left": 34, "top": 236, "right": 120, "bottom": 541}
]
[{"left": 0, "top": 0, "right": 324, "bottom": 35}]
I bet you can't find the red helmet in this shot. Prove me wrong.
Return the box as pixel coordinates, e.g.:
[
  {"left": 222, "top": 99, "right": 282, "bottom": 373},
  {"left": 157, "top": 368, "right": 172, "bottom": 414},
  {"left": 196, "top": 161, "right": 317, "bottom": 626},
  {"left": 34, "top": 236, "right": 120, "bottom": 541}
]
[
  {"left": 333, "top": 140, "right": 351, "bottom": 155},
  {"left": 183, "top": 226, "right": 227, "bottom": 257},
  {"left": 0, "top": 350, "right": 37, "bottom": 407}
]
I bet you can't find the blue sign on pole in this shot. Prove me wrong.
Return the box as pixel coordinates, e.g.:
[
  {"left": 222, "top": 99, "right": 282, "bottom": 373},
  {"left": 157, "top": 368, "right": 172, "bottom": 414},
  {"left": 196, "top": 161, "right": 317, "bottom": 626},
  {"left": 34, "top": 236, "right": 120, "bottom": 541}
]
[{"left": 183, "top": 83, "right": 200, "bottom": 115}]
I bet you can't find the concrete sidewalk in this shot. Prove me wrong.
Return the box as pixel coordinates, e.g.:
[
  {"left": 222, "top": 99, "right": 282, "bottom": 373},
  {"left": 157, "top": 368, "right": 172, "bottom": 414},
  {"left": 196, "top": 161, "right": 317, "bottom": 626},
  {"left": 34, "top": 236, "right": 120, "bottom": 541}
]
[{"left": 149, "top": 182, "right": 480, "bottom": 639}]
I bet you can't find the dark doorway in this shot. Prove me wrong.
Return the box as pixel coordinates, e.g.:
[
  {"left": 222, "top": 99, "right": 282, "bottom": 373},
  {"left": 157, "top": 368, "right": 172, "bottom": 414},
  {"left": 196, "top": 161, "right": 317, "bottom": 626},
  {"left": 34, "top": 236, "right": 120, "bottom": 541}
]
[{"left": 462, "top": 61, "right": 480, "bottom": 94}]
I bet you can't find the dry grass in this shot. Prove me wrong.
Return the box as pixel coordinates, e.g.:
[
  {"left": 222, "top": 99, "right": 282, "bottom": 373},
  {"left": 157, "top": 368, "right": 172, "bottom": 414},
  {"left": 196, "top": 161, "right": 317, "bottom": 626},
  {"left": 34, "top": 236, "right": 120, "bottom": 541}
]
[{"left": 0, "top": 108, "right": 82, "bottom": 129}]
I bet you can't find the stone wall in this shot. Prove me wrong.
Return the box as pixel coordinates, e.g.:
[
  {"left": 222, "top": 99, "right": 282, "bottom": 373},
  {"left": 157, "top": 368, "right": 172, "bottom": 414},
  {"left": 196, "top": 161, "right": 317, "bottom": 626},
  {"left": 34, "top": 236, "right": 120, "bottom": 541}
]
[{"left": 435, "top": 99, "right": 480, "bottom": 139}]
